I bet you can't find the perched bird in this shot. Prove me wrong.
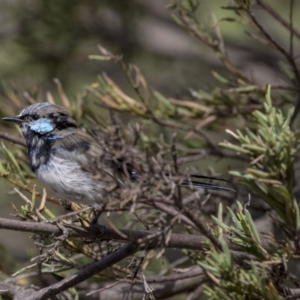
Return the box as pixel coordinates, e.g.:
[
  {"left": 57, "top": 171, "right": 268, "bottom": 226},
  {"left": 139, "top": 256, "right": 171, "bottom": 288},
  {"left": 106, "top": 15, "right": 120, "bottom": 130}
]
[{"left": 3, "top": 102, "right": 234, "bottom": 209}]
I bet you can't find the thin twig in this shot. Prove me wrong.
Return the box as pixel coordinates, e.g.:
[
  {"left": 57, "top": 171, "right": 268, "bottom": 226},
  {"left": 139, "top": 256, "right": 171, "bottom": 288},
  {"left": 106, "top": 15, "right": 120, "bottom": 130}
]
[
  {"left": 243, "top": 4, "right": 300, "bottom": 124},
  {"left": 83, "top": 268, "right": 205, "bottom": 300},
  {"left": 256, "top": 0, "right": 300, "bottom": 41},
  {"left": 23, "top": 242, "right": 138, "bottom": 300},
  {"left": 0, "top": 131, "right": 25, "bottom": 146},
  {"left": 289, "top": 0, "right": 295, "bottom": 57},
  {"left": 178, "top": 10, "right": 250, "bottom": 82}
]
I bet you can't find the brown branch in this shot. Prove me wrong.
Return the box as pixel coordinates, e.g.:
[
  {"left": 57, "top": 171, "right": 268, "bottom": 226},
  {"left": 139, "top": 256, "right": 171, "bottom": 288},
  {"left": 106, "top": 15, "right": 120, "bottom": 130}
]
[
  {"left": 178, "top": 11, "right": 250, "bottom": 83},
  {"left": 291, "top": 92, "right": 300, "bottom": 127},
  {"left": 0, "top": 131, "right": 26, "bottom": 146},
  {"left": 289, "top": 0, "right": 295, "bottom": 57},
  {"left": 147, "top": 266, "right": 203, "bottom": 283},
  {"left": 256, "top": 0, "right": 300, "bottom": 41},
  {"left": 85, "top": 267, "right": 205, "bottom": 299},
  {"left": 150, "top": 200, "right": 196, "bottom": 228},
  {"left": 244, "top": 3, "right": 300, "bottom": 61},
  {"left": 181, "top": 206, "right": 221, "bottom": 250},
  {"left": 24, "top": 242, "right": 138, "bottom": 300},
  {"left": 0, "top": 216, "right": 274, "bottom": 253},
  {"left": 248, "top": 12, "right": 300, "bottom": 86},
  {"left": 0, "top": 217, "right": 208, "bottom": 250},
  {"left": 0, "top": 217, "right": 275, "bottom": 299},
  {"left": 0, "top": 268, "right": 205, "bottom": 300},
  {"left": 244, "top": 4, "right": 300, "bottom": 124},
  {"left": 5, "top": 177, "right": 64, "bottom": 206}
]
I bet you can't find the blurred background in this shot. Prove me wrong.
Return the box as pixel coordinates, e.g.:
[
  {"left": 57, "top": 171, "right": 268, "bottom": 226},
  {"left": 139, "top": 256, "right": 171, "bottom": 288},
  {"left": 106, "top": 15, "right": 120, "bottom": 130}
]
[
  {"left": 0, "top": 0, "right": 298, "bottom": 265},
  {"left": 1, "top": 0, "right": 298, "bottom": 98}
]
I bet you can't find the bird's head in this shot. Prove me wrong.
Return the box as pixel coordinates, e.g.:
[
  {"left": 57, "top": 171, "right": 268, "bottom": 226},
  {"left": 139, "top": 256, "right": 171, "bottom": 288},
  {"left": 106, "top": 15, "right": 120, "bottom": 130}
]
[{"left": 3, "top": 102, "right": 77, "bottom": 141}]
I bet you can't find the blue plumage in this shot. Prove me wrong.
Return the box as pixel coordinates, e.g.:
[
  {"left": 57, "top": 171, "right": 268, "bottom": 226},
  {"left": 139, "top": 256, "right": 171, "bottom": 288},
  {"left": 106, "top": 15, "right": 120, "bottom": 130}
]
[
  {"left": 29, "top": 118, "right": 54, "bottom": 134},
  {"left": 3, "top": 102, "right": 234, "bottom": 209}
]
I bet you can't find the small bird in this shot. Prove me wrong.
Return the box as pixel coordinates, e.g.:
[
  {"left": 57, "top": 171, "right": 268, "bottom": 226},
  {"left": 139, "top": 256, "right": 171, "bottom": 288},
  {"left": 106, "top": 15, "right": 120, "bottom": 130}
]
[{"left": 3, "top": 102, "right": 234, "bottom": 209}]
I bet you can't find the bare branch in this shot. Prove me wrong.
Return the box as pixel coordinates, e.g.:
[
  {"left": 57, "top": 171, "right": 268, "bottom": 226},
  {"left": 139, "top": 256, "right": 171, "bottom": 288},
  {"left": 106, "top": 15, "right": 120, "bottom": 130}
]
[
  {"left": 85, "top": 267, "right": 205, "bottom": 300},
  {"left": 0, "top": 217, "right": 208, "bottom": 250},
  {"left": 256, "top": 0, "right": 300, "bottom": 41},
  {"left": 0, "top": 131, "right": 26, "bottom": 146},
  {"left": 23, "top": 242, "right": 138, "bottom": 300}
]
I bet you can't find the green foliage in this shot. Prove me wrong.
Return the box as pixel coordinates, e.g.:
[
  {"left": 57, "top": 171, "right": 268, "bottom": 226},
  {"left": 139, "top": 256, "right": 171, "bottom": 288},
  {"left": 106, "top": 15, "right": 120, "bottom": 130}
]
[
  {"left": 213, "top": 202, "right": 269, "bottom": 260},
  {"left": 194, "top": 201, "right": 287, "bottom": 299},
  {"left": 199, "top": 243, "right": 283, "bottom": 300},
  {"left": 221, "top": 87, "right": 300, "bottom": 237}
]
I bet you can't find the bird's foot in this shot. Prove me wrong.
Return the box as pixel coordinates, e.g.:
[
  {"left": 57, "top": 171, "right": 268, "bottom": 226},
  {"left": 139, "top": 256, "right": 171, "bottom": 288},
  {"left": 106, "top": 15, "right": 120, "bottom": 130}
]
[
  {"left": 90, "top": 208, "right": 102, "bottom": 225},
  {"left": 87, "top": 209, "right": 106, "bottom": 235}
]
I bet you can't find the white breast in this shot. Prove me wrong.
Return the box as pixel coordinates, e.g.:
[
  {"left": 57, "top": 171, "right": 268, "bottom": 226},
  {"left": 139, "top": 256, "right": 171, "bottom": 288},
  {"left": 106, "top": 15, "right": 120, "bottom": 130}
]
[{"left": 36, "top": 155, "right": 105, "bottom": 209}]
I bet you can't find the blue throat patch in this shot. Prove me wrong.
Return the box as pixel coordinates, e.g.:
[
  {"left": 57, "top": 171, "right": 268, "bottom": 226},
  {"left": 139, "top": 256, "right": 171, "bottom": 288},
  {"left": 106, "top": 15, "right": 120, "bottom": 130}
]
[{"left": 30, "top": 118, "right": 54, "bottom": 135}]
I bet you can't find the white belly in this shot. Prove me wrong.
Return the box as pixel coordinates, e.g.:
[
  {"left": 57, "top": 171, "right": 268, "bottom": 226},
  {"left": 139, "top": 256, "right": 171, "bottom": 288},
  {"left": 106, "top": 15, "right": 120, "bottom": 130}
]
[{"left": 36, "top": 155, "right": 105, "bottom": 208}]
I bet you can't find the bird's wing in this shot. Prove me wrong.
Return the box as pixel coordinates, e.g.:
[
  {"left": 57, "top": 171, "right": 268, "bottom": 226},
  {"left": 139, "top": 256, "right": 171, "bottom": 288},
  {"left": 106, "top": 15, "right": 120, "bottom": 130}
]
[
  {"left": 50, "top": 132, "right": 235, "bottom": 192},
  {"left": 50, "top": 131, "right": 104, "bottom": 166}
]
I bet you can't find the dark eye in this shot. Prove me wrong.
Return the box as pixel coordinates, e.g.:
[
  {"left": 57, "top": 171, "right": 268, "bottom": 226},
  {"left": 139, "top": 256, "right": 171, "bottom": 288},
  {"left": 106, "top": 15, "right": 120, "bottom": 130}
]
[{"left": 32, "top": 115, "right": 39, "bottom": 120}]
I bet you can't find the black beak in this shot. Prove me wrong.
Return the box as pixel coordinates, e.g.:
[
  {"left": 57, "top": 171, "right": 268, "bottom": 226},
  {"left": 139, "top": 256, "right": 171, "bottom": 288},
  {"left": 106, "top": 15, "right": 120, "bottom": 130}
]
[{"left": 2, "top": 116, "right": 23, "bottom": 123}]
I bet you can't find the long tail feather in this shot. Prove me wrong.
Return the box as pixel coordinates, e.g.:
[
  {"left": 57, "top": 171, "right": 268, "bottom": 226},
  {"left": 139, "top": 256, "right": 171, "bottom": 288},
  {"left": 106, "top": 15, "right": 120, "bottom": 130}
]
[
  {"left": 181, "top": 179, "right": 235, "bottom": 192},
  {"left": 127, "top": 168, "right": 235, "bottom": 192},
  {"left": 190, "top": 174, "right": 230, "bottom": 182}
]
